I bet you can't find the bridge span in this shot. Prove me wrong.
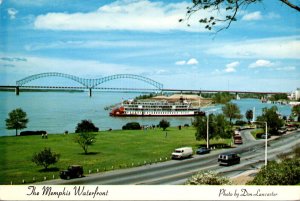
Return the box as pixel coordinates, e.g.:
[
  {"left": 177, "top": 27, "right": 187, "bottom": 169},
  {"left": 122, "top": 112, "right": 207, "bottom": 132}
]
[
  {"left": 14, "top": 72, "right": 163, "bottom": 96},
  {"left": 161, "top": 88, "right": 288, "bottom": 95},
  {"left": 0, "top": 85, "right": 288, "bottom": 98},
  {"left": 0, "top": 72, "right": 289, "bottom": 97}
]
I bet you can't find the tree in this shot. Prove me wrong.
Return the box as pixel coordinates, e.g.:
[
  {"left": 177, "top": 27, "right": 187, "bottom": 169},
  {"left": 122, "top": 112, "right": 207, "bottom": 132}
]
[
  {"left": 74, "top": 132, "right": 96, "bottom": 154},
  {"left": 75, "top": 119, "right": 99, "bottom": 133},
  {"left": 159, "top": 119, "right": 170, "bottom": 131},
  {"left": 245, "top": 109, "right": 253, "bottom": 123},
  {"left": 211, "top": 114, "right": 232, "bottom": 139},
  {"left": 193, "top": 115, "right": 211, "bottom": 142},
  {"left": 181, "top": 0, "right": 300, "bottom": 32},
  {"left": 256, "top": 106, "right": 284, "bottom": 135},
  {"left": 5, "top": 108, "right": 29, "bottom": 136},
  {"left": 32, "top": 148, "right": 60, "bottom": 170},
  {"left": 193, "top": 113, "right": 231, "bottom": 143},
  {"left": 292, "top": 105, "right": 300, "bottom": 122},
  {"left": 212, "top": 92, "right": 233, "bottom": 104},
  {"left": 186, "top": 170, "right": 231, "bottom": 185},
  {"left": 222, "top": 103, "right": 242, "bottom": 124},
  {"left": 269, "top": 93, "right": 288, "bottom": 101}
]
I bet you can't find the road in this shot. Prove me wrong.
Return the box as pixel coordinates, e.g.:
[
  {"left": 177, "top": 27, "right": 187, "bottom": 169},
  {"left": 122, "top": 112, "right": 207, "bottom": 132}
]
[{"left": 39, "top": 130, "right": 300, "bottom": 185}]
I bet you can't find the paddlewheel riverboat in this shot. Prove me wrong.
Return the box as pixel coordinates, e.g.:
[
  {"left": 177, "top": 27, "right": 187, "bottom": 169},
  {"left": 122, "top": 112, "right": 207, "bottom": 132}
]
[{"left": 110, "top": 100, "right": 205, "bottom": 117}]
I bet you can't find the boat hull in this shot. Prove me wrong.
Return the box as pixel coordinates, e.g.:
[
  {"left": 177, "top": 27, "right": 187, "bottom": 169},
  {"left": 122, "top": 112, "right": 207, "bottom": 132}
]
[{"left": 110, "top": 111, "right": 205, "bottom": 117}]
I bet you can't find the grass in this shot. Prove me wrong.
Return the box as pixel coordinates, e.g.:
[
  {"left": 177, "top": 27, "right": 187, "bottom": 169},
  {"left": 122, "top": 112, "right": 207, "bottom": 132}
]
[
  {"left": 250, "top": 128, "right": 264, "bottom": 139},
  {"left": 0, "top": 127, "right": 231, "bottom": 184}
]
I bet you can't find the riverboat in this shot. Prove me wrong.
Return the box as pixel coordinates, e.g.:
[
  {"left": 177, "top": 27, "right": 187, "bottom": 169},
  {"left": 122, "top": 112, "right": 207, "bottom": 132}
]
[{"left": 110, "top": 100, "right": 205, "bottom": 117}]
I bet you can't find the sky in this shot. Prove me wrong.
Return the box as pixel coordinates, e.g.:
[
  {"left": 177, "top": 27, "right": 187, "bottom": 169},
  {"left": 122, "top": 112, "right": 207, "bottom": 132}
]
[{"left": 0, "top": 0, "right": 299, "bottom": 92}]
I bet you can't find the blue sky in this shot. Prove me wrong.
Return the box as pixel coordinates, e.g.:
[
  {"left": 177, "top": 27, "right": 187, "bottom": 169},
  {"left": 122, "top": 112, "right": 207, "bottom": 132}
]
[{"left": 0, "top": 0, "right": 299, "bottom": 92}]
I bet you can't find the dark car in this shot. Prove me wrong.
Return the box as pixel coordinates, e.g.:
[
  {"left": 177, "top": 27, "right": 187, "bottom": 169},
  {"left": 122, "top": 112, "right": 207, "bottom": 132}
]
[
  {"left": 218, "top": 153, "right": 240, "bottom": 166},
  {"left": 60, "top": 165, "right": 84, "bottom": 180},
  {"left": 196, "top": 147, "right": 211, "bottom": 155}
]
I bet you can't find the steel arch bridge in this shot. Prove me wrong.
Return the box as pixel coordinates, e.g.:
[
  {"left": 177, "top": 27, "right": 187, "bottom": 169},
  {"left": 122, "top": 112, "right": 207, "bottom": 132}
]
[{"left": 16, "top": 72, "right": 163, "bottom": 90}]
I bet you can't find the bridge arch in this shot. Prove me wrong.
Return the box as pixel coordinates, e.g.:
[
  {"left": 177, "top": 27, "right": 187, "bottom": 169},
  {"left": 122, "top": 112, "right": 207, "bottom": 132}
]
[
  {"left": 93, "top": 74, "right": 163, "bottom": 90},
  {"left": 16, "top": 72, "right": 163, "bottom": 90},
  {"left": 16, "top": 72, "right": 88, "bottom": 87}
]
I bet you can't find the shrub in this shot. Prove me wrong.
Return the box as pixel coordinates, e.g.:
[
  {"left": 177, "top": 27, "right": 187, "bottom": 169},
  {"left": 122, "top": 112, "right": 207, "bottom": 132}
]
[
  {"left": 247, "top": 158, "right": 300, "bottom": 185},
  {"left": 185, "top": 171, "right": 231, "bottom": 185},
  {"left": 256, "top": 133, "right": 263, "bottom": 138},
  {"left": 122, "top": 122, "right": 141, "bottom": 130},
  {"left": 75, "top": 119, "right": 99, "bottom": 133},
  {"left": 32, "top": 148, "right": 60, "bottom": 170}
]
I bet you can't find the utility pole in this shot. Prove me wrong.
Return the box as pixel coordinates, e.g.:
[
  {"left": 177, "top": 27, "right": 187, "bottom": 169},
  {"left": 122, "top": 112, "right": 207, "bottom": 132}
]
[{"left": 207, "top": 112, "right": 209, "bottom": 149}]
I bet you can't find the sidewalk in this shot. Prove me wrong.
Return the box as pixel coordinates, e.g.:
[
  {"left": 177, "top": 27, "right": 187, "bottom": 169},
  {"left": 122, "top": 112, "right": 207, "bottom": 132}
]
[{"left": 230, "top": 169, "right": 259, "bottom": 185}]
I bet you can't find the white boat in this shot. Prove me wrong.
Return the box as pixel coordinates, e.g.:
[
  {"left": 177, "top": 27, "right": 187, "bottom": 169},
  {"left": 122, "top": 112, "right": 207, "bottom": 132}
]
[{"left": 110, "top": 100, "right": 205, "bottom": 117}]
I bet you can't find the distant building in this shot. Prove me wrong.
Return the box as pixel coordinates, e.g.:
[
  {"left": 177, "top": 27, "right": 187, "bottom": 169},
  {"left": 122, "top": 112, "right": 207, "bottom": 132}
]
[{"left": 289, "top": 88, "right": 300, "bottom": 100}]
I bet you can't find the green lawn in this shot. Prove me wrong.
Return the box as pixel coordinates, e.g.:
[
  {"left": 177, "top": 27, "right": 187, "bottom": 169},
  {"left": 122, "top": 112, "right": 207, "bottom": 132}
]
[
  {"left": 0, "top": 127, "right": 231, "bottom": 184},
  {"left": 250, "top": 128, "right": 264, "bottom": 139}
]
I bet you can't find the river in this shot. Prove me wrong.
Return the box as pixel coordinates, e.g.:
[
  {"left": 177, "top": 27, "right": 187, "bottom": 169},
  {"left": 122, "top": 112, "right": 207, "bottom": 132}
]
[{"left": 0, "top": 91, "right": 292, "bottom": 136}]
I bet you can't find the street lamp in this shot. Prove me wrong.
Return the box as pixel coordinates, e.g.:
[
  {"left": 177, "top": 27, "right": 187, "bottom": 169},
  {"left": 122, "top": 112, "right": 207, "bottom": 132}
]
[
  {"left": 206, "top": 112, "right": 209, "bottom": 149},
  {"left": 251, "top": 121, "right": 268, "bottom": 167}
]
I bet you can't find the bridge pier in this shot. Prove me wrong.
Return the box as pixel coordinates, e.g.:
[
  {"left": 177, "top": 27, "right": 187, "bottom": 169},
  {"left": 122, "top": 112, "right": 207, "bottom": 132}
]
[
  {"left": 15, "top": 86, "right": 20, "bottom": 96},
  {"left": 236, "top": 92, "right": 240, "bottom": 100},
  {"left": 89, "top": 88, "right": 92, "bottom": 97}
]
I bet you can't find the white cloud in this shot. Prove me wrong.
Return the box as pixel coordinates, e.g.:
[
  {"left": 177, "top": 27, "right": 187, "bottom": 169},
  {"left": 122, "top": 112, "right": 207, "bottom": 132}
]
[
  {"left": 242, "top": 11, "right": 262, "bottom": 21},
  {"left": 186, "top": 58, "right": 198, "bottom": 65},
  {"left": 266, "top": 12, "right": 280, "bottom": 19},
  {"left": 7, "top": 8, "right": 18, "bottom": 19},
  {"left": 175, "top": 60, "right": 186, "bottom": 65},
  {"left": 0, "top": 0, "right": 3, "bottom": 5},
  {"left": 224, "top": 61, "right": 239, "bottom": 73},
  {"left": 33, "top": 0, "right": 213, "bottom": 32},
  {"left": 249, "top": 60, "right": 274, "bottom": 68},
  {"left": 175, "top": 58, "right": 198, "bottom": 65},
  {"left": 226, "top": 61, "right": 239, "bottom": 68},
  {"left": 206, "top": 36, "right": 300, "bottom": 59}
]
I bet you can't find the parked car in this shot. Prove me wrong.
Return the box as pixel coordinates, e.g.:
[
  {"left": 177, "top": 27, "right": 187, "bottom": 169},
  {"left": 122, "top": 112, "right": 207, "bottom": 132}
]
[
  {"left": 286, "top": 124, "right": 298, "bottom": 131},
  {"left": 171, "top": 147, "right": 193, "bottom": 159},
  {"left": 261, "top": 134, "right": 271, "bottom": 139},
  {"left": 277, "top": 127, "right": 287, "bottom": 135},
  {"left": 60, "top": 165, "right": 84, "bottom": 180},
  {"left": 218, "top": 153, "right": 240, "bottom": 166},
  {"left": 196, "top": 147, "right": 210, "bottom": 155}
]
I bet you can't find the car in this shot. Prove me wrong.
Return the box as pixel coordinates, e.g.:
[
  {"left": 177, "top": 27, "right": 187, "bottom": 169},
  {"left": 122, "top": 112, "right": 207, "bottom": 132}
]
[
  {"left": 261, "top": 134, "right": 271, "bottom": 139},
  {"left": 277, "top": 127, "right": 287, "bottom": 135},
  {"left": 218, "top": 153, "right": 240, "bottom": 166},
  {"left": 196, "top": 147, "right": 211, "bottom": 155},
  {"left": 60, "top": 165, "right": 84, "bottom": 180}
]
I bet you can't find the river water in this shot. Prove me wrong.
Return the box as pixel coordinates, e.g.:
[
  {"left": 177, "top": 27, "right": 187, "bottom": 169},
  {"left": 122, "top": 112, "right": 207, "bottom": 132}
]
[{"left": 0, "top": 91, "right": 292, "bottom": 136}]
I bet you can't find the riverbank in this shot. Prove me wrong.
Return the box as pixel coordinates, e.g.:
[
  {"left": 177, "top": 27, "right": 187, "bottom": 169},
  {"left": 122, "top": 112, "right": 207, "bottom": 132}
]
[{"left": 0, "top": 126, "right": 231, "bottom": 184}]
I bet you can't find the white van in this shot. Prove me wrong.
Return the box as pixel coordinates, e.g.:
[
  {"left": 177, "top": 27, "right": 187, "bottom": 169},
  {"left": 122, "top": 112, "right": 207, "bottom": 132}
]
[{"left": 171, "top": 147, "right": 193, "bottom": 159}]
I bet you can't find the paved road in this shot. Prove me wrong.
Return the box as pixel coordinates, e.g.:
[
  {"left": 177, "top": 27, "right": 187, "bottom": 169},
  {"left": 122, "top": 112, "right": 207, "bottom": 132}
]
[
  {"left": 240, "top": 129, "right": 256, "bottom": 143},
  {"left": 39, "top": 130, "right": 300, "bottom": 185}
]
